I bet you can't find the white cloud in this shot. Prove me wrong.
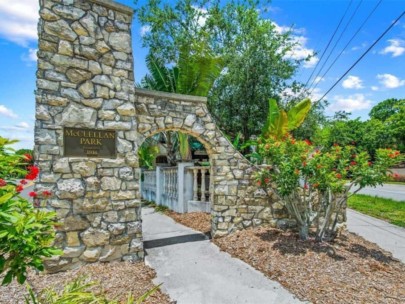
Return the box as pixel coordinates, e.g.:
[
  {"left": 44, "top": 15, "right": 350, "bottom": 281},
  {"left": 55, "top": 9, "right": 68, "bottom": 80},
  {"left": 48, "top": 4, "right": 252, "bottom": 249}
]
[
  {"left": 280, "top": 87, "right": 323, "bottom": 103},
  {"left": 342, "top": 75, "right": 363, "bottom": 89},
  {"left": 284, "top": 35, "right": 319, "bottom": 68},
  {"left": 314, "top": 76, "right": 324, "bottom": 83},
  {"left": 0, "top": 0, "right": 39, "bottom": 46},
  {"left": 371, "top": 86, "right": 379, "bottom": 91},
  {"left": 16, "top": 122, "right": 30, "bottom": 129},
  {"left": 377, "top": 73, "right": 405, "bottom": 89},
  {"left": 351, "top": 42, "right": 367, "bottom": 51},
  {"left": 192, "top": 6, "right": 208, "bottom": 27},
  {"left": 380, "top": 39, "right": 405, "bottom": 57},
  {"left": 140, "top": 25, "right": 151, "bottom": 37},
  {"left": 0, "top": 105, "right": 18, "bottom": 118},
  {"left": 329, "top": 94, "right": 372, "bottom": 112}
]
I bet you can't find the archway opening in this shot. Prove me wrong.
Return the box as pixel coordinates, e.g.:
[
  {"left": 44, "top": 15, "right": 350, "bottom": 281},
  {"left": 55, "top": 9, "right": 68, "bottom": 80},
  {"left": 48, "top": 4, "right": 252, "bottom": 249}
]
[{"left": 138, "top": 130, "right": 213, "bottom": 229}]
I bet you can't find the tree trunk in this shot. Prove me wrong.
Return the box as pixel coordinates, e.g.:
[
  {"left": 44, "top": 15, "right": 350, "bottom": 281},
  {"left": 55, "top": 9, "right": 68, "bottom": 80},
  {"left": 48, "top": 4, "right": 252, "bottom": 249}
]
[{"left": 299, "top": 224, "right": 309, "bottom": 240}]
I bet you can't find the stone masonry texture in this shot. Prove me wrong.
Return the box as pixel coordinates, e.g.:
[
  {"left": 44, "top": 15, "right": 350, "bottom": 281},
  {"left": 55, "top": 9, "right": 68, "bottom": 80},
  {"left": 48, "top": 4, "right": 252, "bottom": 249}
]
[{"left": 35, "top": 0, "right": 291, "bottom": 272}]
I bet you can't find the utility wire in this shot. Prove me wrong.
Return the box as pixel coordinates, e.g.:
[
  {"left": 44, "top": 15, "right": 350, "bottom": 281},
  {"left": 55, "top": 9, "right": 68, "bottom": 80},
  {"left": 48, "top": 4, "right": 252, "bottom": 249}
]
[
  {"left": 304, "top": 0, "right": 354, "bottom": 88},
  {"left": 315, "top": 10, "right": 405, "bottom": 104},
  {"left": 308, "top": 0, "right": 364, "bottom": 90},
  {"left": 310, "top": 0, "right": 382, "bottom": 94}
]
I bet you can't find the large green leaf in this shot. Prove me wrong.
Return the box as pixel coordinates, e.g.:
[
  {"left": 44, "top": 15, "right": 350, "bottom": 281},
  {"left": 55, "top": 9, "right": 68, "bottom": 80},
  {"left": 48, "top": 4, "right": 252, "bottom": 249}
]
[
  {"left": 287, "top": 98, "right": 311, "bottom": 131},
  {"left": 276, "top": 110, "right": 289, "bottom": 139},
  {"left": 262, "top": 99, "right": 280, "bottom": 138},
  {"left": 178, "top": 133, "right": 191, "bottom": 161}
]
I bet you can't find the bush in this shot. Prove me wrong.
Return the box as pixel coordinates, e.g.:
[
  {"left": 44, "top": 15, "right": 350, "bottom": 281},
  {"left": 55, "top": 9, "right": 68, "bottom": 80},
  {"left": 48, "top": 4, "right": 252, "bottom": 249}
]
[
  {"left": 255, "top": 135, "right": 403, "bottom": 241},
  {"left": 0, "top": 136, "right": 61, "bottom": 286}
]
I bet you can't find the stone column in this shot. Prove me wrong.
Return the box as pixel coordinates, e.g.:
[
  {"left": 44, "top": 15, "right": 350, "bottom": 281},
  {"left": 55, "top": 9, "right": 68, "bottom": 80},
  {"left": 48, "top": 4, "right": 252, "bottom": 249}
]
[{"left": 35, "top": 0, "right": 142, "bottom": 272}]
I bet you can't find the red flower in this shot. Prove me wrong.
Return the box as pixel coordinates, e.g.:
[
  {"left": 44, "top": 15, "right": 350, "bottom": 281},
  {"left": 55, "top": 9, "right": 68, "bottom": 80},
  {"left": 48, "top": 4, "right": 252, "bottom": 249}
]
[
  {"left": 0, "top": 179, "right": 6, "bottom": 187},
  {"left": 264, "top": 178, "right": 270, "bottom": 184},
  {"left": 313, "top": 183, "right": 319, "bottom": 188},
  {"left": 304, "top": 139, "right": 312, "bottom": 146},
  {"left": 368, "top": 161, "right": 372, "bottom": 166},
  {"left": 16, "top": 185, "right": 23, "bottom": 192},
  {"left": 20, "top": 179, "right": 27, "bottom": 185},
  {"left": 42, "top": 190, "right": 52, "bottom": 197},
  {"left": 29, "top": 191, "right": 37, "bottom": 197},
  {"left": 350, "top": 161, "right": 357, "bottom": 166},
  {"left": 303, "top": 183, "right": 308, "bottom": 189},
  {"left": 25, "top": 166, "right": 39, "bottom": 180},
  {"left": 257, "top": 180, "right": 262, "bottom": 186},
  {"left": 302, "top": 161, "right": 307, "bottom": 167},
  {"left": 336, "top": 173, "right": 342, "bottom": 179},
  {"left": 291, "top": 139, "right": 296, "bottom": 145},
  {"left": 333, "top": 143, "right": 339, "bottom": 147},
  {"left": 24, "top": 153, "right": 33, "bottom": 161}
]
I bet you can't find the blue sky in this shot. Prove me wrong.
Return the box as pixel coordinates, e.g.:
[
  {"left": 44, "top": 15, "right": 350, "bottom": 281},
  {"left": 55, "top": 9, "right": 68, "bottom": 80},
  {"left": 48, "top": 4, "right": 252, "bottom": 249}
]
[{"left": 0, "top": 0, "right": 404, "bottom": 149}]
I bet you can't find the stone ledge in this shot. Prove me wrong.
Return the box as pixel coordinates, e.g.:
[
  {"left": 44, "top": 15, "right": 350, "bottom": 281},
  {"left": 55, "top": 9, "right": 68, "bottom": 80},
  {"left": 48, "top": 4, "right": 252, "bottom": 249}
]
[
  {"left": 135, "top": 88, "right": 208, "bottom": 104},
  {"left": 87, "top": 0, "right": 134, "bottom": 16}
]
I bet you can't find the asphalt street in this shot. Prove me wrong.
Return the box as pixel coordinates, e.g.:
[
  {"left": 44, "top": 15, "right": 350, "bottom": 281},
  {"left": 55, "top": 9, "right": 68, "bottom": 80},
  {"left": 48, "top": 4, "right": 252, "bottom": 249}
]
[{"left": 351, "top": 184, "right": 405, "bottom": 201}]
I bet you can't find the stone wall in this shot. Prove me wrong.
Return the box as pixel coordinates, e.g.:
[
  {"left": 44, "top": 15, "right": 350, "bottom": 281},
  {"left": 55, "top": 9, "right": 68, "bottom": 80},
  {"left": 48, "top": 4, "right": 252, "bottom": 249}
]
[
  {"left": 35, "top": 0, "right": 142, "bottom": 272},
  {"left": 132, "top": 89, "right": 290, "bottom": 237},
  {"left": 34, "top": 0, "right": 291, "bottom": 272}
]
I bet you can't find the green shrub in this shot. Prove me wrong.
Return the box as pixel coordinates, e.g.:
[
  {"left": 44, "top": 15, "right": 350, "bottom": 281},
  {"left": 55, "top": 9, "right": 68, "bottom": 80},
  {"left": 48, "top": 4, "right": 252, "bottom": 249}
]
[{"left": 0, "top": 136, "right": 62, "bottom": 286}]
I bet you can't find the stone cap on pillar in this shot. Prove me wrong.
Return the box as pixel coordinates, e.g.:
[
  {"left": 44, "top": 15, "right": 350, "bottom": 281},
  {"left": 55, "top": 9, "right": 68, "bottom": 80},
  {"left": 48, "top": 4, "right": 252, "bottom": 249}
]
[{"left": 88, "top": 0, "right": 134, "bottom": 16}]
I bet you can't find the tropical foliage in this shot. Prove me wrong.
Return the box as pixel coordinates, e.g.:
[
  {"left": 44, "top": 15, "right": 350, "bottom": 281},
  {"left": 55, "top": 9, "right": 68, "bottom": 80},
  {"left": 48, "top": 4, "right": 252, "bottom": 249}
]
[{"left": 0, "top": 137, "right": 61, "bottom": 286}]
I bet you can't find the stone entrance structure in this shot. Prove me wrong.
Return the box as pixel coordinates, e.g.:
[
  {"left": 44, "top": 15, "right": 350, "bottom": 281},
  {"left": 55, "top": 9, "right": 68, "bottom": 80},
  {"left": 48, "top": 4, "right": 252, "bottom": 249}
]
[{"left": 34, "top": 0, "right": 287, "bottom": 272}]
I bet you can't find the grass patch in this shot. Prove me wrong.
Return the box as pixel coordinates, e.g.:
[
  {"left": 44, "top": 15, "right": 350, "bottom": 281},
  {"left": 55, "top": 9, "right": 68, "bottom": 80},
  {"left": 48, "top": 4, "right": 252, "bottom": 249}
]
[{"left": 348, "top": 194, "right": 405, "bottom": 227}]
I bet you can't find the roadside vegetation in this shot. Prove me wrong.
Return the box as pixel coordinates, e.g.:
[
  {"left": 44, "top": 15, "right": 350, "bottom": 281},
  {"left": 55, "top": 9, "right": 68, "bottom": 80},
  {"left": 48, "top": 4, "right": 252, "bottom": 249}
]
[{"left": 348, "top": 194, "right": 405, "bottom": 227}]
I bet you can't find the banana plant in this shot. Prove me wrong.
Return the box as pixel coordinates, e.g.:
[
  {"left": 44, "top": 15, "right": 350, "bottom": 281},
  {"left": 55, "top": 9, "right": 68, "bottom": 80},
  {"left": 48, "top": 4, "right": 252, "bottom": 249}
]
[{"left": 262, "top": 98, "right": 311, "bottom": 139}]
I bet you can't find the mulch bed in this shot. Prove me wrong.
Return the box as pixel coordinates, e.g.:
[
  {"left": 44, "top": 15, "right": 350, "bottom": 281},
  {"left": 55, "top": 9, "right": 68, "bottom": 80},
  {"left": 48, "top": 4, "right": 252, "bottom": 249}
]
[
  {"left": 0, "top": 261, "right": 171, "bottom": 304},
  {"left": 164, "top": 210, "right": 211, "bottom": 234},
  {"left": 168, "top": 212, "right": 405, "bottom": 303}
]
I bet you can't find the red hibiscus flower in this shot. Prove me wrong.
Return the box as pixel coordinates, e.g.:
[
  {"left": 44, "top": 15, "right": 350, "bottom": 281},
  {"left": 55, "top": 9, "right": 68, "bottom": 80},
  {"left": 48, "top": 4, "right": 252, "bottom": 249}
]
[
  {"left": 20, "top": 179, "right": 27, "bottom": 185},
  {"left": 336, "top": 173, "right": 342, "bottom": 179},
  {"left": 350, "top": 161, "right": 357, "bottom": 166},
  {"left": 25, "top": 166, "right": 39, "bottom": 180},
  {"left": 264, "top": 178, "right": 270, "bottom": 184},
  {"left": 304, "top": 139, "right": 311, "bottom": 146},
  {"left": 16, "top": 185, "right": 23, "bottom": 192},
  {"left": 257, "top": 180, "right": 262, "bottom": 186},
  {"left": 0, "top": 179, "right": 6, "bottom": 187},
  {"left": 29, "top": 191, "right": 37, "bottom": 197}
]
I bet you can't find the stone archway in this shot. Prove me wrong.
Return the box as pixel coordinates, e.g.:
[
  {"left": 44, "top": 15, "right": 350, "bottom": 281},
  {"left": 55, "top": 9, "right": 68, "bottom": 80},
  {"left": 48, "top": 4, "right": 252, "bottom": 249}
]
[{"left": 34, "top": 0, "right": 287, "bottom": 272}]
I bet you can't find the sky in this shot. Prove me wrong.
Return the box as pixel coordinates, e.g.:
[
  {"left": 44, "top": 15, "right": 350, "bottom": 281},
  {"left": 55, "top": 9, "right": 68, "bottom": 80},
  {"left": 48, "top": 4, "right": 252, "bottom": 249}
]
[{"left": 0, "top": 0, "right": 404, "bottom": 149}]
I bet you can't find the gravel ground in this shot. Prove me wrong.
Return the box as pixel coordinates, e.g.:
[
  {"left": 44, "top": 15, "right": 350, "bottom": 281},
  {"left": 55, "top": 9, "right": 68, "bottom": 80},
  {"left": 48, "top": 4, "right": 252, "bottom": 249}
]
[
  {"left": 0, "top": 261, "right": 171, "bottom": 304},
  {"left": 164, "top": 210, "right": 211, "bottom": 234},
  {"left": 168, "top": 212, "right": 405, "bottom": 304}
]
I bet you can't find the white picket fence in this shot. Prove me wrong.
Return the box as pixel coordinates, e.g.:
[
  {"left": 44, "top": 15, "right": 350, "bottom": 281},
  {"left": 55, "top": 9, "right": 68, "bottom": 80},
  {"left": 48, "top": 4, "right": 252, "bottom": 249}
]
[{"left": 140, "top": 162, "right": 211, "bottom": 213}]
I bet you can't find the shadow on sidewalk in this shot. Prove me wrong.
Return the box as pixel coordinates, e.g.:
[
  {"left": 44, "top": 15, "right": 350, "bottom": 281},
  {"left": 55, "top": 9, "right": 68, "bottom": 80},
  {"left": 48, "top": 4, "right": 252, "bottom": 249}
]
[{"left": 144, "top": 232, "right": 212, "bottom": 249}]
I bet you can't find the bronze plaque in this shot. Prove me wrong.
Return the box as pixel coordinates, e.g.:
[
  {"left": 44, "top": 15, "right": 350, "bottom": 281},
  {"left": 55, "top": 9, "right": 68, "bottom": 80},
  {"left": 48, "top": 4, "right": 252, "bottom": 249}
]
[{"left": 63, "top": 127, "right": 117, "bottom": 158}]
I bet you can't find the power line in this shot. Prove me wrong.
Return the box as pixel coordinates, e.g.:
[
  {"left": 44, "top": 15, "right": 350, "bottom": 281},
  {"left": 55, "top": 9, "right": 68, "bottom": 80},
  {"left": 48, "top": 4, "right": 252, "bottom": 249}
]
[
  {"left": 308, "top": 0, "right": 364, "bottom": 90},
  {"left": 304, "top": 0, "right": 354, "bottom": 88},
  {"left": 315, "top": 10, "right": 405, "bottom": 104},
  {"left": 310, "top": 0, "right": 382, "bottom": 94}
]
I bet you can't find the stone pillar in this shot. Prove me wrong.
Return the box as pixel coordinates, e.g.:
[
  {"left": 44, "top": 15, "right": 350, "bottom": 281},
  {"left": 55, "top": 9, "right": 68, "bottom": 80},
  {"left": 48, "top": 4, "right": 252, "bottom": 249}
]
[{"left": 34, "top": 0, "right": 142, "bottom": 272}]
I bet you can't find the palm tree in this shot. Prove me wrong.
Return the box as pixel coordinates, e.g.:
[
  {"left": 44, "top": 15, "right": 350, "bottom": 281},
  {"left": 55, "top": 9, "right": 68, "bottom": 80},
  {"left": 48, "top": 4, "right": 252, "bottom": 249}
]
[{"left": 138, "top": 43, "right": 223, "bottom": 165}]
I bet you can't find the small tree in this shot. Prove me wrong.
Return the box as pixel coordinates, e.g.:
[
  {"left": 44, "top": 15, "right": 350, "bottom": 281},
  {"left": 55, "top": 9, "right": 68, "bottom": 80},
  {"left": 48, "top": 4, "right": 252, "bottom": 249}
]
[
  {"left": 0, "top": 137, "right": 61, "bottom": 285},
  {"left": 255, "top": 135, "right": 403, "bottom": 241}
]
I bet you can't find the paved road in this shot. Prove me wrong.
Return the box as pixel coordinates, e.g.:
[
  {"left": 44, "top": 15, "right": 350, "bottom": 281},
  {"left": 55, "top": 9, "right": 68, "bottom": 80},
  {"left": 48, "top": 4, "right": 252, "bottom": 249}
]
[
  {"left": 142, "top": 207, "right": 302, "bottom": 304},
  {"left": 347, "top": 209, "right": 405, "bottom": 263},
  {"left": 351, "top": 183, "right": 405, "bottom": 201}
]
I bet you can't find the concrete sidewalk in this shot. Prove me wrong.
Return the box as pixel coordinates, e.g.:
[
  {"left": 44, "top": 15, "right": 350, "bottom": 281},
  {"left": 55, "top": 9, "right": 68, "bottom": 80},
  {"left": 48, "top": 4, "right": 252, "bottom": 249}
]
[
  {"left": 347, "top": 209, "right": 405, "bottom": 263},
  {"left": 142, "top": 207, "right": 302, "bottom": 304}
]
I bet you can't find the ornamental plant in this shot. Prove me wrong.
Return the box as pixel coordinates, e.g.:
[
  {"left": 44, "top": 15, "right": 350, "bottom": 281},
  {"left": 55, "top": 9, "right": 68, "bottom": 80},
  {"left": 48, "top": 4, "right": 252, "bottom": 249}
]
[
  {"left": 255, "top": 134, "right": 403, "bottom": 241},
  {"left": 0, "top": 136, "right": 61, "bottom": 286}
]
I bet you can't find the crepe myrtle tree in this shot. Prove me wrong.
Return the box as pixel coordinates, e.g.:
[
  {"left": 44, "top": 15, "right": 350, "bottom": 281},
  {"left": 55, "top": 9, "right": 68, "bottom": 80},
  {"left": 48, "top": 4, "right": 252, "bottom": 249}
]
[
  {"left": 0, "top": 137, "right": 61, "bottom": 286},
  {"left": 255, "top": 135, "right": 403, "bottom": 241}
]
